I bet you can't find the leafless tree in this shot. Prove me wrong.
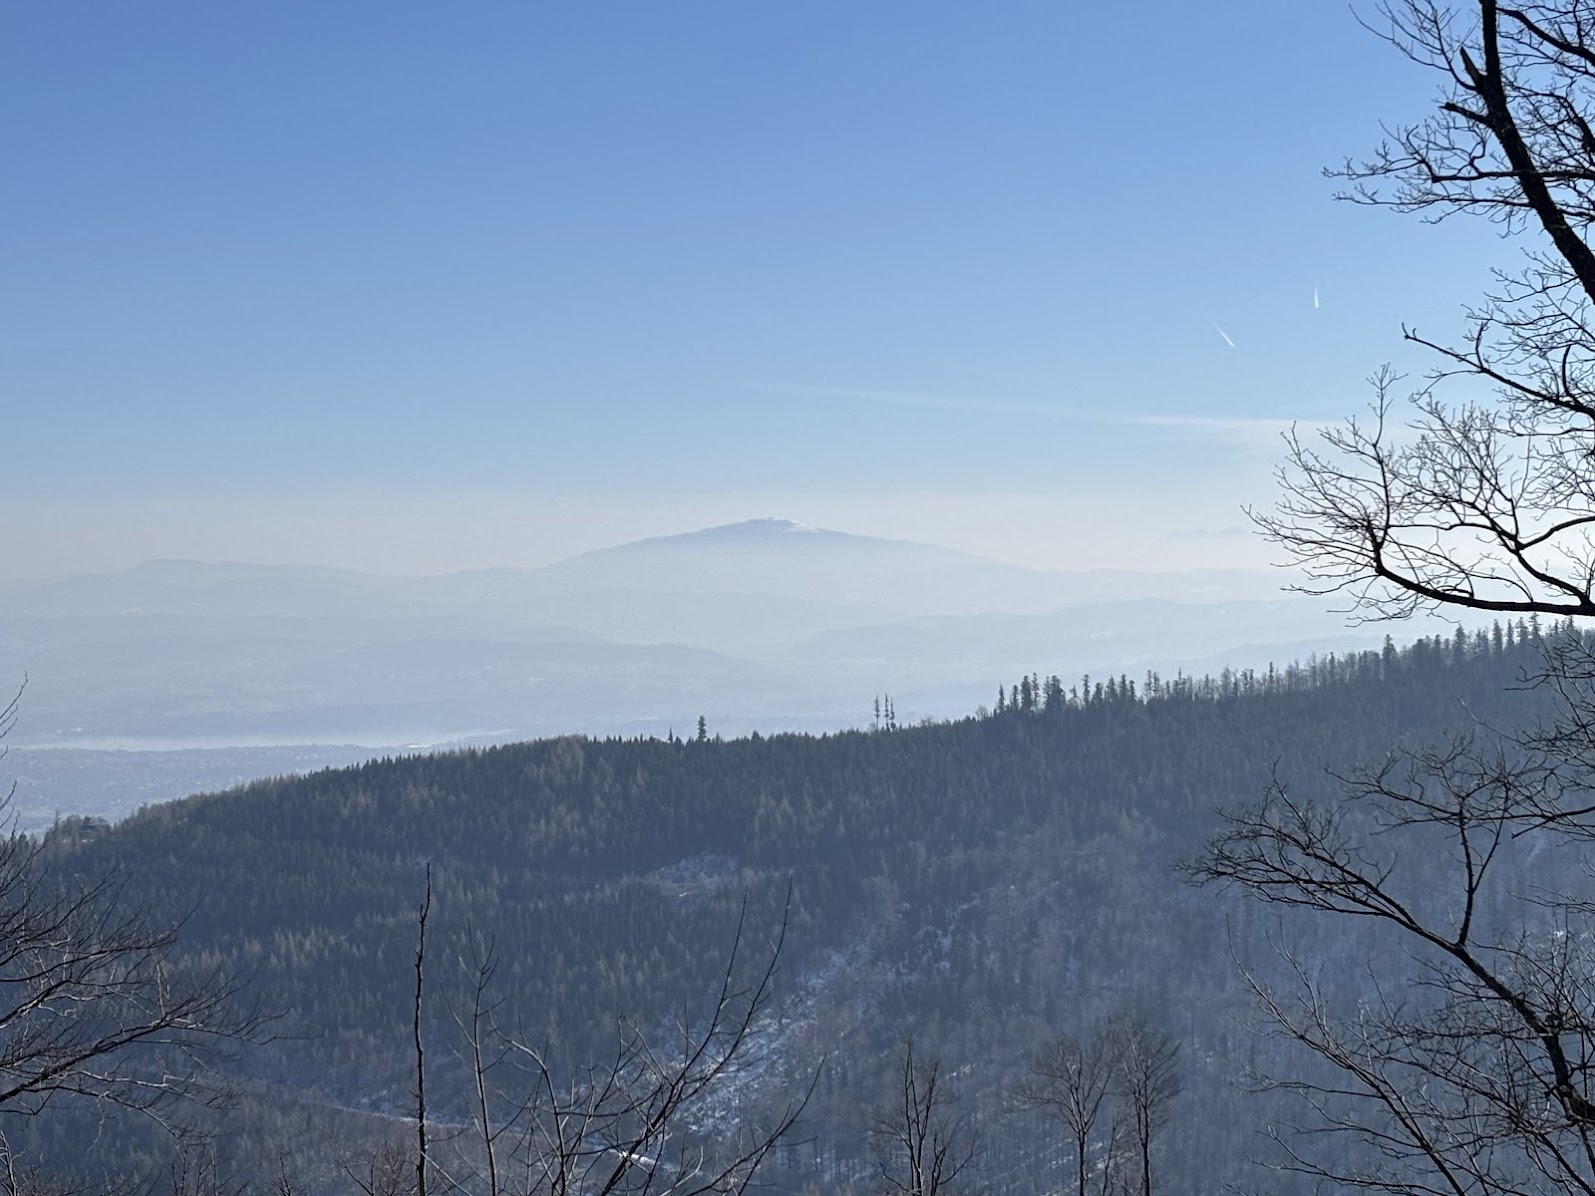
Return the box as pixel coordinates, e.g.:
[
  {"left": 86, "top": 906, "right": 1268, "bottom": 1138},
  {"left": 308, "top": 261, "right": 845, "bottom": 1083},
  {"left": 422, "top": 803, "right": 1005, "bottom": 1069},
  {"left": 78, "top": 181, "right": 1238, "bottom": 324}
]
[
  {"left": 1221, "top": 7, "right": 1595, "bottom": 1183},
  {"left": 414, "top": 866, "right": 432, "bottom": 1196},
  {"left": 0, "top": 683, "right": 269, "bottom": 1191},
  {"left": 159, "top": 1139, "right": 252, "bottom": 1196},
  {"left": 347, "top": 1140, "right": 416, "bottom": 1196},
  {"left": 1255, "top": 2, "right": 1595, "bottom": 622},
  {"left": 448, "top": 932, "right": 510, "bottom": 1196},
  {"left": 0, "top": 1130, "right": 91, "bottom": 1196},
  {"left": 417, "top": 890, "right": 813, "bottom": 1196},
  {"left": 871, "top": 1040, "right": 979, "bottom": 1196},
  {"left": 1014, "top": 1030, "right": 1117, "bottom": 1196},
  {"left": 1105, "top": 1017, "right": 1178, "bottom": 1196},
  {"left": 1186, "top": 736, "right": 1595, "bottom": 1193},
  {"left": 0, "top": 709, "right": 263, "bottom": 1138}
]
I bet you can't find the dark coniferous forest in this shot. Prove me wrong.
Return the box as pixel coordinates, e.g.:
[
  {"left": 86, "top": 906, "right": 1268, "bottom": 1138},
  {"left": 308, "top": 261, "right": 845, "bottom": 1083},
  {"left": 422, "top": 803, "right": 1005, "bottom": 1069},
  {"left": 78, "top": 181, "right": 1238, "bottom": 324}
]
[{"left": 5, "top": 621, "right": 1574, "bottom": 1193}]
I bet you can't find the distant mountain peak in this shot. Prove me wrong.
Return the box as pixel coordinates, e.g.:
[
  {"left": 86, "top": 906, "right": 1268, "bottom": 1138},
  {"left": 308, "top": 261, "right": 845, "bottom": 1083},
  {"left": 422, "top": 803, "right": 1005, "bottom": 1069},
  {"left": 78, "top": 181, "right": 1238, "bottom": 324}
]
[
  {"left": 692, "top": 517, "right": 821, "bottom": 538},
  {"left": 566, "top": 518, "right": 859, "bottom": 560},
  {"left": 543, "top": 518, "right": 1007, "bottom": 583}
]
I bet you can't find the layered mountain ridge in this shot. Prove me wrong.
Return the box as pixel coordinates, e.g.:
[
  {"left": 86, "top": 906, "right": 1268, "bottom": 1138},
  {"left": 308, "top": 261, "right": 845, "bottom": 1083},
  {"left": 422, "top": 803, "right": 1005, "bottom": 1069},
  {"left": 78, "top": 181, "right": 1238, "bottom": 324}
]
[{"left": 0, "top": 519, "right": 1443, "bottom": 826}]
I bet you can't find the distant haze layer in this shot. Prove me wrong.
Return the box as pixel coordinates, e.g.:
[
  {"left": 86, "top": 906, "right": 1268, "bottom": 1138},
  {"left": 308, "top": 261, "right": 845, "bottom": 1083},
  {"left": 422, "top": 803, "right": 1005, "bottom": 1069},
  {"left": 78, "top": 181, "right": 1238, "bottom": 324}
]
[
  {"left": 1, "top": 516, "right": 1432, "bottom": 754},
  {"left": 0, "top": 516, "right": 1465, "bottom": 828},
  {"left": 2, "top": 487, "right": 1275, "bottom": 583}
]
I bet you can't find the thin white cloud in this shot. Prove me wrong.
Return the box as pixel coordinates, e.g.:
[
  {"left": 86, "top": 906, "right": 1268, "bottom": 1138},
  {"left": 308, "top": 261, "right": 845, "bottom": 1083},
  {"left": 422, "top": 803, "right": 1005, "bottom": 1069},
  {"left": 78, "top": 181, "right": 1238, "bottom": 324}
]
[
  {"left": 760, "top": 383, "right": 1069, "bottom": 421},
  {"left": 760, "top": 383, "right": 1325, "bottom": 446},
  {"left": 1128, "top": 413, "right": 1309, "bottom": 441}
]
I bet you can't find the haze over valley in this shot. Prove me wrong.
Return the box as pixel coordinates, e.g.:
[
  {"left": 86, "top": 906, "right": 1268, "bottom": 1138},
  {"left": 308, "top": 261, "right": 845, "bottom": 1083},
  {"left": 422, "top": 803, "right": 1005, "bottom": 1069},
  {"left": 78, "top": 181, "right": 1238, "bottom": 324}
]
[{"left": 1, "top": 517, "right": 1434, "bottom": 828}]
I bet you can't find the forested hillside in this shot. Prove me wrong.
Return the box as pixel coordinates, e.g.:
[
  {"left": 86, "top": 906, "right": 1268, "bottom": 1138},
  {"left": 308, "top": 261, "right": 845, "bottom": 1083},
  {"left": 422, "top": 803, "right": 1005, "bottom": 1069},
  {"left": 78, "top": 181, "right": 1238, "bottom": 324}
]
[{"left": 12, "top": 622, "right": 1571, "bottom": 1194}]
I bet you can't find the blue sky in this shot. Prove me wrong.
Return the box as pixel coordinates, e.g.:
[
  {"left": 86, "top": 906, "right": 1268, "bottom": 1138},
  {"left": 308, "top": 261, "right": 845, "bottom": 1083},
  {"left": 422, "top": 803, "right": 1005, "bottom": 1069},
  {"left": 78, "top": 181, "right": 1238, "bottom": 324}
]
[{"left": 1, "top": 2, "right": 1515, "bottom": 577}]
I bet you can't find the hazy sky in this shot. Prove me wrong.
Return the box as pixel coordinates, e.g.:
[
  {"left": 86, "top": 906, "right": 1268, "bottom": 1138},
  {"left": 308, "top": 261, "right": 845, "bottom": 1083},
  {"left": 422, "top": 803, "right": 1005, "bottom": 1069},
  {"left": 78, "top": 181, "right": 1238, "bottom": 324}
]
[{"left": 1, "top": 3, "right": 1515, "bottom": 579}]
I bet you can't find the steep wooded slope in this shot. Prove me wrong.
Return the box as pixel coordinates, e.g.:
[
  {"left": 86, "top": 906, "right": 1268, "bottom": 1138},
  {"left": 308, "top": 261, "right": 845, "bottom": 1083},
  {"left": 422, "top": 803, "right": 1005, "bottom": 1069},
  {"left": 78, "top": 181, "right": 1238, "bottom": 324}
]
[{"left": 32, "top": 628, "right": 1563, "bottom": 1192}]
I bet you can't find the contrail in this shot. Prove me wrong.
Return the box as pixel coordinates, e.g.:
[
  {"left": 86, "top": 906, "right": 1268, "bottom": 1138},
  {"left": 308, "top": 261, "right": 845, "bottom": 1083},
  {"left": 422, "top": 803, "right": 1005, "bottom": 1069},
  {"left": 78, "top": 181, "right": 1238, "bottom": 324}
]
[
  {"left": 1212, "top": 322, "right": 1236, "bottom": 349},
  {"left": 1313, "top": 285, "right": 1320, "bottom": 309}
]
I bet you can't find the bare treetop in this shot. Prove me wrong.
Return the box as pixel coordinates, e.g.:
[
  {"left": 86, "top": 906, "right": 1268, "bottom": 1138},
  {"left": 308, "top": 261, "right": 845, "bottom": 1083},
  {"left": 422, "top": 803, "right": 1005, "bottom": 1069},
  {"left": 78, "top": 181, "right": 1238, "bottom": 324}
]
[
  {"left": 1345, "top": 3, "right": 1595, "bottom": 239},
  {"left": 1258, "top": 2, "right": 1595, "bottom": 621}
]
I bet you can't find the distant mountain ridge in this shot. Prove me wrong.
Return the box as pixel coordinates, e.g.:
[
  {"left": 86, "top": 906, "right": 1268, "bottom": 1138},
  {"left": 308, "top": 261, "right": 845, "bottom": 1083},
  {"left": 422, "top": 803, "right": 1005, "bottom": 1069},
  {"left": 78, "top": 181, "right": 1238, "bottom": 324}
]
[
  {"left": 532, "top": 517, "right": 1029, "bottom": 607},
  {"left": 568, "top": 516, "right": 849, "bottom": 551},
  {"left": 555, "top": 516, "right": 992, "bottom": 564},
  {"left": 0, "top": 516, "right": 1376, "bottom": 753}
]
